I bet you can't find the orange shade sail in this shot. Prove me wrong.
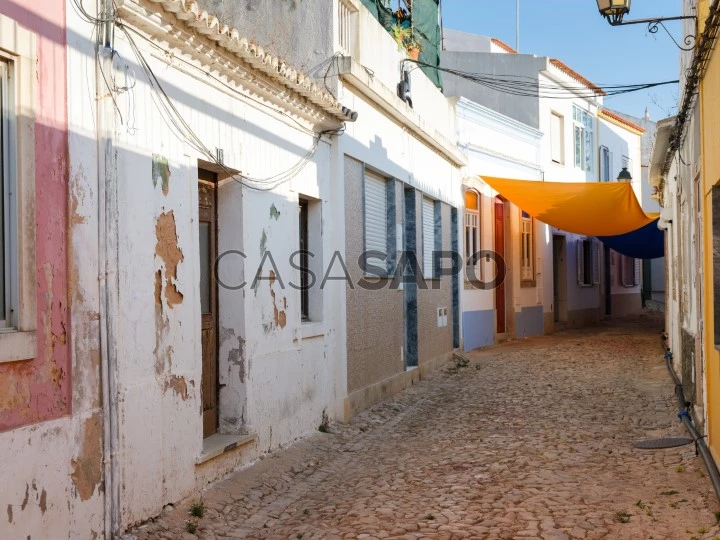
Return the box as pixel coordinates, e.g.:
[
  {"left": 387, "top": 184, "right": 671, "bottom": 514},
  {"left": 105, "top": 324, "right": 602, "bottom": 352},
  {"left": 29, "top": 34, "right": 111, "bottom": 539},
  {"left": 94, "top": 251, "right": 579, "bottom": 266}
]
[{"left": 478, "top": 176, "right": 659, "bottom": 237}]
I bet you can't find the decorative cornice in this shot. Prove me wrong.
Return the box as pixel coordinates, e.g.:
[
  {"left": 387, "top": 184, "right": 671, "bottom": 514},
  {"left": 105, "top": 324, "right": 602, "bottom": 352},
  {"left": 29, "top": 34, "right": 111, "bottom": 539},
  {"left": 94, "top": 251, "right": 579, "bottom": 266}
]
[
  {"left": 548, "top": 58, "right": 606, "bottom": 96},
  {"left": 116, "top": 0, "right": 355, "bottom": 125}
]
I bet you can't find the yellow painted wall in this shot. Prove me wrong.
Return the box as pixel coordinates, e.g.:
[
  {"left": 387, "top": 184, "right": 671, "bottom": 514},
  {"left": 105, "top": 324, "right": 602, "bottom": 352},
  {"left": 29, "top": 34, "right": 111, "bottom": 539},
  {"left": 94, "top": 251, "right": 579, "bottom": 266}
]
[{"left": 701, "top": 4, "right": 720, "bottom": 461}]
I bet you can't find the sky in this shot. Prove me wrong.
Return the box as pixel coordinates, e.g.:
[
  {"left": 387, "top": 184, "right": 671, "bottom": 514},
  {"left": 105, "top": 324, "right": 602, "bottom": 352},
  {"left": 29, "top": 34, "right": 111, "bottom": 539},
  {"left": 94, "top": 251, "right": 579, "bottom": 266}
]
[{"left": 441, "top": 0, "right": 686, "bottom": 121}]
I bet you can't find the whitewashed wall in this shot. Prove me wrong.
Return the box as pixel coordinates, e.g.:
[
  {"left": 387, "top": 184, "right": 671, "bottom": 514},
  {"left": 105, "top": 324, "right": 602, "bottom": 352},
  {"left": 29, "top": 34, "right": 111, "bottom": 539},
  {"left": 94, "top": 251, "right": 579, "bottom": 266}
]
[
  {"left": 539, "top": 70, "right": 604, "bottom": 318},
  {"left": 68, "top": 8, "right": 345, "bottom": 531}
]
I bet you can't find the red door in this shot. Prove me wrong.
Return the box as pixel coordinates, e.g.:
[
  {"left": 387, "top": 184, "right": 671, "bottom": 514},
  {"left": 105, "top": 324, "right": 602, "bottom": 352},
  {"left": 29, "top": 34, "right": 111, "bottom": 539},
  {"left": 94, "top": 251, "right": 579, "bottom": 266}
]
[{"left": 494, "top": 197, "right": 506, "bottom": 334}]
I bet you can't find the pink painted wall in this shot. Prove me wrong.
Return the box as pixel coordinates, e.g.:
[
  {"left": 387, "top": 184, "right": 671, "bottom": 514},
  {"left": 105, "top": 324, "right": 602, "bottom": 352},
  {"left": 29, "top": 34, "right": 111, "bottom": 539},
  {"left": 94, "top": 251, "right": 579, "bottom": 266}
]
[{"left": 0, "top": 0, "right": 71, "bottom": 430}]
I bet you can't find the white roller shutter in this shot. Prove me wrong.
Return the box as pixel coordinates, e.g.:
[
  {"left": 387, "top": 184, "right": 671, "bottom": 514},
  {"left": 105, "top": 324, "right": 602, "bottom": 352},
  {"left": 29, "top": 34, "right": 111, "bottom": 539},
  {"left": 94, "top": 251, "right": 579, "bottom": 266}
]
[
  {"left": 364, "top": 171, "right": 388, "bottom": 259},
  {"left": 423, "top": 197, "right": 435, "bottom": 278}
]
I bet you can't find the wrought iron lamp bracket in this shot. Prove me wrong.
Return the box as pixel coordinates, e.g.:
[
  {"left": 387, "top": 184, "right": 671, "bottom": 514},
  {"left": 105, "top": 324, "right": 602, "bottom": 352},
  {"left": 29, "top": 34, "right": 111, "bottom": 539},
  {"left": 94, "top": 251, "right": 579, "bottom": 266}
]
[{"left": 609, "top": 15, "right": 698, "bottom": 51}]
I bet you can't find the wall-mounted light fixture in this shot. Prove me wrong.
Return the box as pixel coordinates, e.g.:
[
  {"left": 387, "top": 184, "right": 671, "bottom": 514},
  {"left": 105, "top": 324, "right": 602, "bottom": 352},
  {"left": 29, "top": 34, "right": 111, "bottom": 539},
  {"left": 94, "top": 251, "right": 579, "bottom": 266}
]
[{"left": 596, "top": 0, "right": 697, "bottom": 51}]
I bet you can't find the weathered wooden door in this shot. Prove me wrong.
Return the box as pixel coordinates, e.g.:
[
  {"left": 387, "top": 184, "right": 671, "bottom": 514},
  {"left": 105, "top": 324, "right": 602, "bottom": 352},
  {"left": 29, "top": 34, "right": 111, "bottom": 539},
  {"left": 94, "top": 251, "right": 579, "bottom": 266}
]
[
  {"left": 494, "top": 197, "right": 506, "bottom": 334},
  {"left": 198, "top": 170, "right": 218, "bottom": 438}
]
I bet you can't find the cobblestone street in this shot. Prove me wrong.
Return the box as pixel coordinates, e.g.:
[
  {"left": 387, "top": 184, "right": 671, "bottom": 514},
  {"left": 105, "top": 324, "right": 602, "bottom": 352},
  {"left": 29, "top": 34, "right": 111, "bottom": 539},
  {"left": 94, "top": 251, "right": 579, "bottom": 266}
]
[{"left": 133, "top": 315, "right": 720, "bottom": 540}]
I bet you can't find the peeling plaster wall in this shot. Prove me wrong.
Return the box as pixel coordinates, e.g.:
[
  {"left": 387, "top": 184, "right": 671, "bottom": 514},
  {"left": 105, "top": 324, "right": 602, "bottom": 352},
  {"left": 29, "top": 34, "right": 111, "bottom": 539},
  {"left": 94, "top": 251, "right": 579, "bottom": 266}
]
[
  {"left": 0, "top": 0, "right": 71, "bottom": 432},
  {"left": 0, "top": 2, "right": 105, "bottom": 539},
  {"left": 65, "top": 4, "right": 345, "bottom": 529}
]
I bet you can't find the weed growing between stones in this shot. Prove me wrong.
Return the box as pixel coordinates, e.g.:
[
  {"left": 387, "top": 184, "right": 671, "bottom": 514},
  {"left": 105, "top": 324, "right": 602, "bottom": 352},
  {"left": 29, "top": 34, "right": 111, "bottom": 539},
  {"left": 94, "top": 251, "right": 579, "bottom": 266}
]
[{"left": 615, "top": 511, "right": 631, "bottom": 523}]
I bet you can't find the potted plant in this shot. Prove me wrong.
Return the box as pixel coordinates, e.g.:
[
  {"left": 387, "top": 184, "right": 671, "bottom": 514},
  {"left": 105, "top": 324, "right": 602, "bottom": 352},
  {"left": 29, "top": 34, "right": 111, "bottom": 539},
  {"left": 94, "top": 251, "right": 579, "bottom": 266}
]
[
  {"left": 405, "top": 39, "right": 422, "bottom": 61},
  {"left": 390, "top": 23, "right": 411, "bottom": 51}
]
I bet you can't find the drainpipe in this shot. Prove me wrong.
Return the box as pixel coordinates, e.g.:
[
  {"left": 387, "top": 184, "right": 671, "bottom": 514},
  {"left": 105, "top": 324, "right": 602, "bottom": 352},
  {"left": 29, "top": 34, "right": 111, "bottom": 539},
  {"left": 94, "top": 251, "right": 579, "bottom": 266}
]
[
  {"left": 96, "top": 1, "right": 120, "bottom": 536},
  {"left": 662, "top": 339, "right": 720, "bottom": 502}
]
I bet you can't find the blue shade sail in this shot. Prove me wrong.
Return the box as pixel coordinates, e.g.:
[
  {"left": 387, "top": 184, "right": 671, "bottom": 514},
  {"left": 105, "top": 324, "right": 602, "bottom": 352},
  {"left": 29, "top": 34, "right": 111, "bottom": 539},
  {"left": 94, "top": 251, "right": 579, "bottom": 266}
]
[{"left": 596, "top": 219, "right": 664, "bottom": 260}]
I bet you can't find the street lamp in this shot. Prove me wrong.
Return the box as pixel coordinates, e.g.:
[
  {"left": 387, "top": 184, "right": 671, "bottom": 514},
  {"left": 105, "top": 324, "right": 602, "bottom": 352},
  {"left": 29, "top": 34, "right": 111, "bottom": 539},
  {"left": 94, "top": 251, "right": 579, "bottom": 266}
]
[
  {"left": 617, "top": 167, "right": 632, "bottom": 182},
  {"left": 596, "top": 0, "right": 631, "bottom": 26},
  {"left": 595, "top": 0, "right": 697, "bottom": 50}
]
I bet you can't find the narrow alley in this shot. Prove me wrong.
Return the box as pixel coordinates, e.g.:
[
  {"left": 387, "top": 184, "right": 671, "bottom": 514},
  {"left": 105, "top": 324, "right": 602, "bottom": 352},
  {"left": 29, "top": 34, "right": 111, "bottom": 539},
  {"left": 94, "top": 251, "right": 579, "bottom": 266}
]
[{"left": 130, "top": 314, "right": 720, "bottom": 540}]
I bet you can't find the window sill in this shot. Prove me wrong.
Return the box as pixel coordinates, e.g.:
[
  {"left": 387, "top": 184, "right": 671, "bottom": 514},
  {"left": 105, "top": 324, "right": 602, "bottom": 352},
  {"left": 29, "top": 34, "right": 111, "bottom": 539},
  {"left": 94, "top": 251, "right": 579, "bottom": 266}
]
[
  {"left": 520, "top": 280, "right": 537, "bottom": 288},
  {"left": 197, "top": 432, "right": 257, "bottom": 465},
  {"left": 0, "top": 330, "right": 37, "bottom": 364},
  {"left": 300, "top": 321, "right": 325, "bottom": 339}
]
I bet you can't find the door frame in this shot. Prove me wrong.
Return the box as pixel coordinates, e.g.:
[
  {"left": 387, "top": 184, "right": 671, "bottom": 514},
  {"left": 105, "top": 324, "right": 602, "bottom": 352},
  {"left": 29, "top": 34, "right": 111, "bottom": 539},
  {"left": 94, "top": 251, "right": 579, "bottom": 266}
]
[
  {"left": 494, "top": 196, "right": 507, "bottom": 336},
  {"left": 198, "top": 169, "right": 219, "bottom": 438}
]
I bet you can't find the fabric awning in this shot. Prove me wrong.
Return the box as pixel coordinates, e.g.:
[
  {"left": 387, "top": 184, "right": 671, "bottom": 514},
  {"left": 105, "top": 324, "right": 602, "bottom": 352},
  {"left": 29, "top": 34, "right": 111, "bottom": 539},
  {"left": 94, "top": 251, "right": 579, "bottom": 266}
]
[
  {"left": 479, "top": 176, "right": 659, "bottom": 237},
  {"left": 597, "top": 219, "right": 664, "bottom": 260}
]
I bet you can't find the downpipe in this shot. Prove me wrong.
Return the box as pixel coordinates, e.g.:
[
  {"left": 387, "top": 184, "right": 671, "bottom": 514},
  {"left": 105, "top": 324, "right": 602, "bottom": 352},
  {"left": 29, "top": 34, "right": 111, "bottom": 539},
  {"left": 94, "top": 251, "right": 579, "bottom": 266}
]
[
  {"left": 97, "top": 1, "right": 120, "bottom": 536},
  {"left": 662, "top": 335, "right": 720, "bottom": 502}
]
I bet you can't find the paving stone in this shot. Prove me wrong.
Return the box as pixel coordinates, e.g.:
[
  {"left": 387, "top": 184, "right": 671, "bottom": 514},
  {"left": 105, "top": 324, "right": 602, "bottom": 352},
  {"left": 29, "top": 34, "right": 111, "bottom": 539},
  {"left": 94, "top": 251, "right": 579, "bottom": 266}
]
[{"left": 130, "top": 315, "right": 720, "bottom": 539}]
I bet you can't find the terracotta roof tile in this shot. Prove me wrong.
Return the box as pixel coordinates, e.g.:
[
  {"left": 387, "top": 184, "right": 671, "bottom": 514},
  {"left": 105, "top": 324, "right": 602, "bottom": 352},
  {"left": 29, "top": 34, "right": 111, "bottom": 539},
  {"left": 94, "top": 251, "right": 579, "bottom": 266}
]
[
  {"left": 599, "top": 109, "right": 646, "bottom": 134},
  {"left": 491, "top": 38, "right": 517, "bottom": 54},
  {"left": 549, "top": 58, "right": 606, "bottom": 96}
]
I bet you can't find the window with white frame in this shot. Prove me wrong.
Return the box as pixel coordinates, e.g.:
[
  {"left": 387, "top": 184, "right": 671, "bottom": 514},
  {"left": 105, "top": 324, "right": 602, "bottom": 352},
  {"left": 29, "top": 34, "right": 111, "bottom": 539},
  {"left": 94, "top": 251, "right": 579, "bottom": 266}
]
[
  {"left": 573, "top": 106, "right": 594, "bottom": 172},
  {"left": 464, "top": 189, "right": 480, "bottom": 267},
  {"left": 422, "top": 197, "right": 438, "bottom": 279},
  {"left": 600, "top": 145, "right": 612, "bottom": 182},
  {"left": 577, "top": 238, "right": 599, "bottom": 287},
  {"left": 620, "top": 255, "right": 641, "bottom": 287},
  {"left": 0, "top": 16, "right": 39, "bottom": 364},
  {"left": 364, "top": 169, "right": 390, "bottom": 274},
  {"left": 520, "top": 212, "right": 534, "bottom": 283},
  {"left": 550, "top": 112, "right": 564, "bottom": 164}
]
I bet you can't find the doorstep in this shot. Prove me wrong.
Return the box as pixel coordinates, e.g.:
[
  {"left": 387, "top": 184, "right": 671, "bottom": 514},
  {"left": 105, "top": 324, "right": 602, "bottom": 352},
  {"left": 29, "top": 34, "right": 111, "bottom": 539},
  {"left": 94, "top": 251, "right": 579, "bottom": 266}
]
[{"left": 197, "top": 432, "right": 257, "bottom": 465}]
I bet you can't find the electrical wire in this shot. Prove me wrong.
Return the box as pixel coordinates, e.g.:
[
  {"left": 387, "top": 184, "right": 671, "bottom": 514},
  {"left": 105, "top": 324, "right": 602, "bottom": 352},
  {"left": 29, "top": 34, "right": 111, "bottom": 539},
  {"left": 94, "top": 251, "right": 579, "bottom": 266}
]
[
  {"left": 404, "top": 59, "right": 679, "bottom": 100},
  {"left": 120, "top": 24, "right": 324, "bottom": 138},
  {"left": 117, "top": 23, "right": 343, "bottom": 191}
]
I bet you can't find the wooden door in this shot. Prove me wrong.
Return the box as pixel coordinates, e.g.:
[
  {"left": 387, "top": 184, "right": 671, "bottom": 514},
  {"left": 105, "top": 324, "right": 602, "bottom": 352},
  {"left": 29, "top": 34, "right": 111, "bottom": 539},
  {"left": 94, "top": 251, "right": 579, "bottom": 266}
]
[
  {"left": 198, "top": 170, "right": 218, "bottom": 438},
  {"left": 494, "top": 197, "right": 506, "bottom": 334}
]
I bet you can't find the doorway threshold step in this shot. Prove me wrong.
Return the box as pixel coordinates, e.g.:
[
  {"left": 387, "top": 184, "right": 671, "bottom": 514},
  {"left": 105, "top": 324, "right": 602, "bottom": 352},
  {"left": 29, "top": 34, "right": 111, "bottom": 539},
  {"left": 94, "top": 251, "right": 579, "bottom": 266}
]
[{"left": 197, "top": 432, "right": 257, "bottom": 465}]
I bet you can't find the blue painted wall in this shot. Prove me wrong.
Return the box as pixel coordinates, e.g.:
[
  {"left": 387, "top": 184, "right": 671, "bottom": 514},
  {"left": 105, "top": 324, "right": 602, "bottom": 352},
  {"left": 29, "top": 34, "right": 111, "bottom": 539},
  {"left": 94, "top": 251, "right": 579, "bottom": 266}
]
[
  {"left": 515, "top": 305, "right": 544, "bottom": 338},
  {"left": 463, "top": 309, "right": 495, "bottom": 351}
]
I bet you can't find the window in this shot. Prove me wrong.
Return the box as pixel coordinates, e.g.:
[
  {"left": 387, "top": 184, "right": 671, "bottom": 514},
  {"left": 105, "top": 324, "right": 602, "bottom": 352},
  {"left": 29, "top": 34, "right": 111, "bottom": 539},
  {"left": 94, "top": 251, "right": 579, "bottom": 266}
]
[
  {"left": 0, "top": 17, "right": 39, "bottom": 363},
  {"left": 600, "top": 145, "right": 612, "bottom": 182},
  {"left": 464, "top": 189, "right": 480, "bottom": 266},
  {"left": 577, "top": 238, "right": 599, "bottom": 287},
  {"left": 620, "top": 255, "right": 641, "bottom": 288},
  {"left": 299, "top": 199, "right": 309, "bottom": 320},
  {"left": 550, "top": 112, "right": 564, "bottom": 164},
  {"left": 364, "top": 170, "right": 390, "bottom": 275},
  {"left": 298, "top": 195, "right": 323, "bottom": 323},
  {"left": 422, "top": 197, "right": 439, "bottom": 279},
  {"left": 573, "top": 106, "right": 594, "bottom": 172},
  {"left": 520, "top": 212, "right": 534, "bottom": 283}
]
